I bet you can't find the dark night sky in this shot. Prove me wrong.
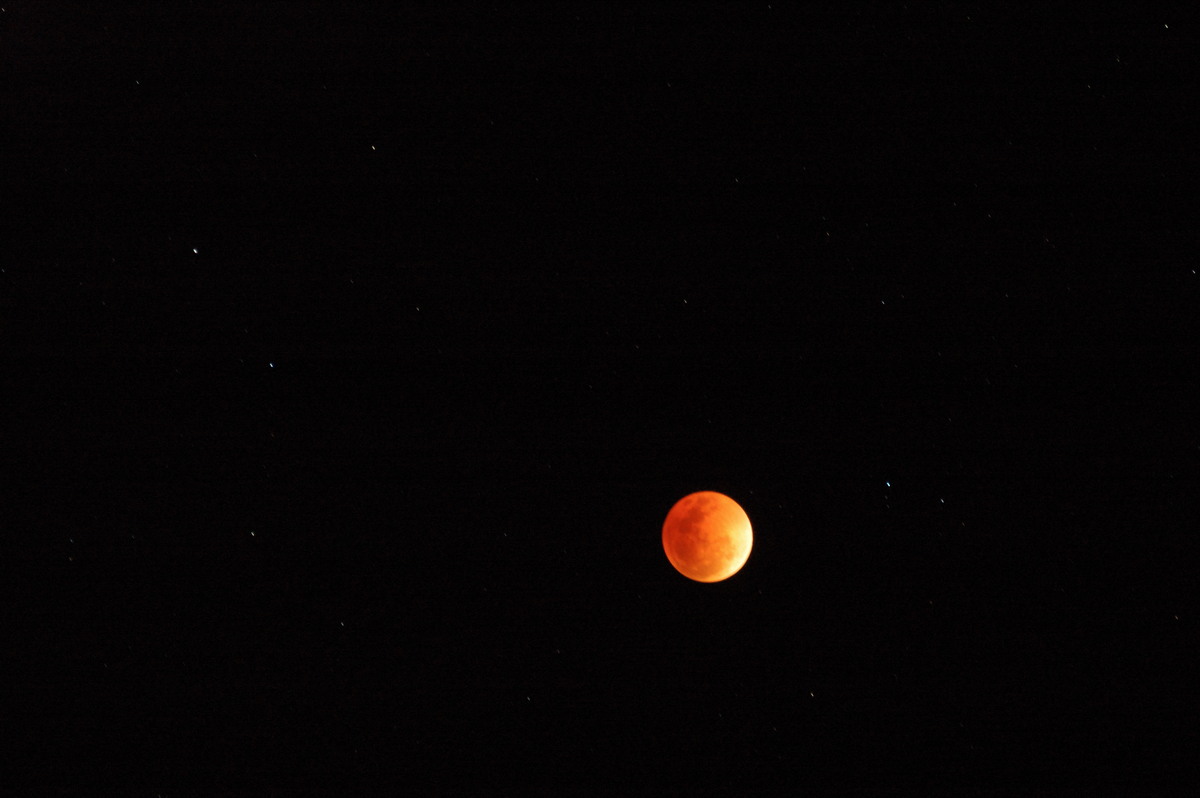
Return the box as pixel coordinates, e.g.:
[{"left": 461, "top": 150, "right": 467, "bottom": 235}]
[{"left": 4, "top": 3, "right": 1196, "bottom": 795}]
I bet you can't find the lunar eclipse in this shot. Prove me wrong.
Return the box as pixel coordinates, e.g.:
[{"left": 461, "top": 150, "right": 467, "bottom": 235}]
[{"left": 662, "top": 491, "right": 753, "bottom": 582}]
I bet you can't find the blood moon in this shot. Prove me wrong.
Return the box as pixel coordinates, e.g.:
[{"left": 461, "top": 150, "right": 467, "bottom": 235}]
[{"left": 662, "top": 491, "right": 753, "bottom": 583}]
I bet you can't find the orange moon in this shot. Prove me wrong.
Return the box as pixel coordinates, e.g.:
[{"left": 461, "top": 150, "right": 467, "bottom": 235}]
[{"left": 662, "top": 491, "right": 753, "bottom": 583}]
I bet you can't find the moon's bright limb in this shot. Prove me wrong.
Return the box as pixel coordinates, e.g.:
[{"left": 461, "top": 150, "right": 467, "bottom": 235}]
[{"left": 662, "top": 491, "right": 753, "bottom": 583}]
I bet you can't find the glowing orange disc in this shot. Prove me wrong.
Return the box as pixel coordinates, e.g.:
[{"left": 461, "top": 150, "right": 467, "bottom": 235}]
[{"left": 662, "top": 491, "right": 753, "bottom": 583}]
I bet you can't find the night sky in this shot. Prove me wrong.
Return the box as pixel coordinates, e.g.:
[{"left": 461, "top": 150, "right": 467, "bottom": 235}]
[{"left": 5, "top": 3, "right": 1196, "bottom": 795}]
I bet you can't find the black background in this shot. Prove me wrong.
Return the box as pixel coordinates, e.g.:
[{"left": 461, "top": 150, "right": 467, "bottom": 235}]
[{"left": 4, "top": 3, "right": 1196, "bottom": 794}]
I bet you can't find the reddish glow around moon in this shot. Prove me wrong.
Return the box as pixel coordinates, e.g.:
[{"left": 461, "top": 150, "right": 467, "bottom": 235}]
[{"left": 662, "top": 491, "right": 753, "bottom": 583}]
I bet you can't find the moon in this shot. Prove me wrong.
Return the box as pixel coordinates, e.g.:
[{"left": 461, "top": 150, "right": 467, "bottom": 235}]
[{"left": 662, "top": 491, "right": 753, "bottom": 583}]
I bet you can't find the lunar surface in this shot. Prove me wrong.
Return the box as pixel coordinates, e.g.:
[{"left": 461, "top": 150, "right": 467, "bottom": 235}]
[{"left": 662, "top": 491, "right": 753, "bottom": 582}]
